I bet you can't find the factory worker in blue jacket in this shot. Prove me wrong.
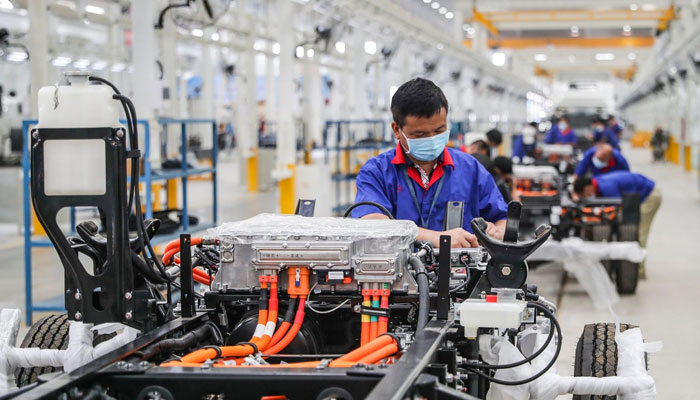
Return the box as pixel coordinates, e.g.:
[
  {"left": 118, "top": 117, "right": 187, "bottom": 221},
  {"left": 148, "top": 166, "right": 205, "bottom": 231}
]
[
  {"left": 512, "top": 122, "right": 538, "bottom": 162},
  {"left": 573, "top": 171, "right": 661, "bottom": 276},
  {"left": 607, "top": 115, "right": 623, "bottom": 139},
  {"left": 351, "top": 78, "right": 508, "bottom": 248},
  {"left": 544, "top": 116, "right": 577, "bottom": 144},
  {"left": 592, "top": 117, "right": 620, "bottom": 150},
  {"left": 574, "top": 143, "right": 629, "bottom": 178}
]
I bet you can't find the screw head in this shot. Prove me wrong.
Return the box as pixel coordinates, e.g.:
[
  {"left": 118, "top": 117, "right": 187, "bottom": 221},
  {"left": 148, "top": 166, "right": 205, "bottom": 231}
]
[
  {"left": 74, "top": 312, "right": 82, "bottom": 320},
  {"left": 116, "top": 130, "right": 124, "bottom": 138},
  {"left": 124, "top": 292, "right": 132, "bottom": 300},
  {"left": 501, "top": 266, "right": 512, "bottom": 276},
  {"left": 125, "top": 311, "right": 133, "bottom": 320},
  {"left": 74, "top": 292, "right": 81, "bottom": 300},
  {"left": 139, "top": 361, "right": 150, "bottom": 368},
  {"left": 32, "top": 131, "right": 38, "bottom": 139}
]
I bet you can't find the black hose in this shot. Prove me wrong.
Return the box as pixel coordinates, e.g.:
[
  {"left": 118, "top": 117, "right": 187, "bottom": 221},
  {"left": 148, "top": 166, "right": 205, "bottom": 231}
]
[
  {"left": 139, "top": 322, "right": 221, "bottom": 360},
  {"left": 343, "top": 201, "right": 394, "bottom": 219},
  {"left": 408, "top": 256, "right": 430, "bottom": 329},
  {"left": 462, "top": 302, "right": 563, "bottom": 386}
]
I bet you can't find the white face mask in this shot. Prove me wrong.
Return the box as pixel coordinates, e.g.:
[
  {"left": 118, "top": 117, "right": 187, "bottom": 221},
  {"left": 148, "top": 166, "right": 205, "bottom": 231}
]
[
  {"left": 592, "top": 156, "right": 607, "bottom": 169},
  {"left": 522, "top": 126, "right": 536, "bottom": 144}
]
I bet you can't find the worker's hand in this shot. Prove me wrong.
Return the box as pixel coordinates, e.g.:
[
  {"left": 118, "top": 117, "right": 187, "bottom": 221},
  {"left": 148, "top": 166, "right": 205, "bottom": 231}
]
[
  {"left": 433, "top": 228, "right": 479, "bottom": 248},
  {"left": 485, "top": 222, "right": 505, "bottom": 240}
]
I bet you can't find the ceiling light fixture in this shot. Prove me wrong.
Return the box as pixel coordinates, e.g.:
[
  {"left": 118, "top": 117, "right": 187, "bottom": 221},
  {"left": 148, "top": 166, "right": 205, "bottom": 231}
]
[
  {"left": 110, "top": 63, "right": 126, "bottom": 72},
  {"left": 445, "top": 11, "right": 454, "bottom": 19},
  {"left": 0, "top": 0, "right": 14, "bottom": 10},
  {"left": 335, "top": 41, "right": 345, "bottom": 54},
  {"left": 491, "top": 52, "right": 506, "bottom": 66},
  {"left": 630, "top": 3, "right": 639, "bottom": 11},
  {"left": 595, "top": 53, "right": 615, "bottom": 61},
  {"left": 641, "top": 3, "right": 655, "bottom": 11},
  {"left": 623, "top": 25, "right": 631, "bottom": 32},
  {"left": 85, "top": 4, "right": 104, "bottom": 15},
  {"left": 431, "top": 2, "right": 440, "bottom": 9},
  {"left": 52, "top": 56, "right": 72, "bottom": 67},
  {"left": 306, "top": 48, "right": 314, "bottom": 58},
  {"left": 73, "top": 58, "right": 91, "bottom": 68},
  {"left": 91, "top": 60, "right": 108, "bottom": 70},
  {"left": 628, "top": 53, "right": 637, "bottom": 60},
  {"left": 364, "top": 40, "right": 377, "bottom": 55},
  {"left": 272, "top": 42, "right": 281, "bottom": 54},
  {"left": 438, "top": 7, "right": 446, "bottom": 14},
  {"left": 191, "top": 29, "right": 203, "bottom": 37},
  {"left": 534, "top": 54, "right": 547, "bottom": 61},
  {"left": 211, "top": 32, "right": 220, "bottom": 41},
  {"left": 296, "top": 46, "right": 305, "bottom": 58},
  {"left": 6, "top": 51, "right": 27, "bottom": 62}
]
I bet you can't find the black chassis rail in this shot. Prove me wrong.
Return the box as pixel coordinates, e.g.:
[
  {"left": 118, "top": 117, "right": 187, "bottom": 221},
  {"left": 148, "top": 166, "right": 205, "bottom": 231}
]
[{"left": 5, "top": 315, "right": 477, "bottom": 400}]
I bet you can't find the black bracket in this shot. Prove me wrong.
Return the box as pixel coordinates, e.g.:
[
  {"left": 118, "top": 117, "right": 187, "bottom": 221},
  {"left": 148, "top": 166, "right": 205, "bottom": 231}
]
[
  {"left": 31, "top": 127, "right": 135, "bottom": 326},
  {"left": 358, "top": 305, "right": 391, "bottom": 318},
  {"left": 471, "top": 201, "right": 552, "bottom": 289},
  {"left": 437, "top": 235, "right": 451, "bottom": 320},
  {"left": 179, "top": 234, "right": 196, "bottom": 318},
  {"left": 294, "top": 199, "right": 316, "bottom": 216}
]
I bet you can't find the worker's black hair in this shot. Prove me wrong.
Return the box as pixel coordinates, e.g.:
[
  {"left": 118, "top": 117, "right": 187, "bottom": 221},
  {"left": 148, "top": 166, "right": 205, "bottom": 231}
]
[
  {"left": 573, "top": 177, "right": 593, "bottom": 194},
  {"left": 558, "top": 116, "right": 569, "bottom": 123},
  {"left": 493, "top": 156, "right": 513, "bottom": 175},
  {"left": 470, "top": 139, "right": 489, "bottom": 155},
  {"left": 391, "top": 78, "right": 448, "bottom": 127},
  {"left": 486, "top": 129, "right": 503, "bottom": 146},
  {"left": 591, "top": 116, "right": 606, "bottom": 125},
  {"left": 471, "top": 153, "right": 496, "bottom": 176}
]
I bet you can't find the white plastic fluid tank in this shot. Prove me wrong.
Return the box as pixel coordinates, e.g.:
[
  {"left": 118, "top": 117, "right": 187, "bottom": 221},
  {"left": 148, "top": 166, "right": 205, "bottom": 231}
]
[{"left": 37, "top": 72, "right": 121, "bottom": 129}]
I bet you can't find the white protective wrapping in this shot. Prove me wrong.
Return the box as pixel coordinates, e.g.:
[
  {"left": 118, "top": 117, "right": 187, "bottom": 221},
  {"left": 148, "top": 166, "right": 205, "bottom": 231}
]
[
  {"left": 0, "top": 309, "right": 139, "bottom": 395},
  {"left": 479, "top": 318, "right": 660, "bottom": 400},
  {"left": 528, "top": 238, "right": 647, "bottom": 309},
  {"left": 207, "top": 213, "right": 419, "bottom": 248}
]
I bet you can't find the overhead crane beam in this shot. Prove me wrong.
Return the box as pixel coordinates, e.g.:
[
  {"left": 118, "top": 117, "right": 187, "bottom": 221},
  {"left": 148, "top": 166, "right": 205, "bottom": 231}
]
[{"left": 467, "top": 36, "right": 655, "bottom": 49}]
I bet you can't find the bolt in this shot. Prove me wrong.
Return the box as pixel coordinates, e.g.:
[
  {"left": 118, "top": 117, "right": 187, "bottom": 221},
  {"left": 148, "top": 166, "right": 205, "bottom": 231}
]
[
  {"left": 74, "top": 312, "right": 82, "bottom": 320},
  {"left": 124, "top": 292, "right": 132, "bottom": 300},
  {"left": 501, "top": 266, "right": 512, "bottom": 276},
  {"left": 305, "top": 243, "right": 311, "bottom": 248},
  {"left": 124, "top": 362, "right": 133, "bottom": 370},
  {"left": 74, "top": 292, "right": 81, "bottom": 301},
  {"left": 32, "top": 131, "right": 38, "bottom": 139},
  {"left": 125, "top": 311, "right": 133, "bottom": 320},
  {"left": 353, "top": 304, "right": 362, "bottom": 313},
  {"left": 365, "top": 365, "right": 374, "bottom": 371},
  {"left": 116, "top": 361, "right": 127, "bottom": 369},
  {"left": 139, "top": 361, "right": 150, "bottom": 368},
  {"left": 378, "top": 363, "right": 388, "bottom": 369},
  {"left": 282, "top": 243, "right": 288, "bottom": 248},
  {"left": 116, "top": 130, "right": 124, "bottom": 138}
]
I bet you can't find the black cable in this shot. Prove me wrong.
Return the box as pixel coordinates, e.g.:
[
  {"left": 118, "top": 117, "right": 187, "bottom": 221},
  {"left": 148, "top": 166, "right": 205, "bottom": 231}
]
[
  {"left": 408, "top": 256, "right": 430, "bottom": 329},
  {"left": 343, "top": 201, "right": 395, "bottom": 219},
  {"left": 462, "top": 302, "right": 562, "bottom": 386},
  {"left": 461, "top": 302, "right": 555, "bottom": 370}
]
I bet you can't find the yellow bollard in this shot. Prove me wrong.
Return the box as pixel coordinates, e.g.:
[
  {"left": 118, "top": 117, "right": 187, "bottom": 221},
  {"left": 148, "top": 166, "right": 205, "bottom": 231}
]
[
  {"left": 31, "top": 206, "right": 46, "bottom": 236},
  {"left": 152, "top": 183, "right": 163, "bottom": 212},
  {"left": 279, "top": 164, "right": 296, "bottom": 214},
  {"left": 247, "top": 149, "right": 259, "bottom": 193},
  {"left": 684, "top": 145, "right": 692, "bottom": 172},
  {"left": 167, "top": 179, "right": 178, "bottom": 209}
]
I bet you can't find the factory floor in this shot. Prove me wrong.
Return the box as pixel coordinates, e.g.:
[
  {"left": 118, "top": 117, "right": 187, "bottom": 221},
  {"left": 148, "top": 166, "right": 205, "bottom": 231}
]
[{"left": 0, "top": 145, "right": 697, "bottom": 398}]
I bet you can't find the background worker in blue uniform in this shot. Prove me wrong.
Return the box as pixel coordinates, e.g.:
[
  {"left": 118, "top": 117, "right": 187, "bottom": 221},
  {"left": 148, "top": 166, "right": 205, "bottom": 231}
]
[
  {"left": 573, "top": 171, "right": 662, "bottom": 276},
  {"left": 512, "top": 122, "right": 539, "bottom": 162},
  {"left": 591, "top": 117, "right": 620, "bottom": 150},
  {"left": 574, "top": 143, "right": 630, "bottom": 178},
  {"left": 544, "top": 116, "right": 577, "bottom": 144},
  {"left": 485, "top": 128, "right": 503, "bottom": 158},
  {"left": 607, "top": 115, "right": 624, "bottom": 140},
  {"left": 351, "top": 78, "right": 508, "bottom": 248}
]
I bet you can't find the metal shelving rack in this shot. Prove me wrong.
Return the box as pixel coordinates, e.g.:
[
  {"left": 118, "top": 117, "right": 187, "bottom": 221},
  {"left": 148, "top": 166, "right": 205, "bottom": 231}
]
[
  {"left": 21, "top": 118, "right": 218, "bottom": 325},
  {"left": 323, "top": 119, "right": 392, "bottom": 215}
]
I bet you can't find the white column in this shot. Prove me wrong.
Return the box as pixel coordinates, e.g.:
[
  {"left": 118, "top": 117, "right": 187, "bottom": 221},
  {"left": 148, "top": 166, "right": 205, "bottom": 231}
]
[
  {"left": 303, "top": 59, "right": 322, "bottom": 146},
  {"left": 159, "top": 18, "right": 179, "bottom": 118},
  {"left": 276, "top": 0, "right": 296, "bottom": 168},
  {"left": 131, "top": 0, "right": 159, "bottom": 161},
  {"left": 28, "top": 0, "right": 49, "bottom": 118},
  {"left": 265, "top": 53, "right": 277, "bottom": 123}
]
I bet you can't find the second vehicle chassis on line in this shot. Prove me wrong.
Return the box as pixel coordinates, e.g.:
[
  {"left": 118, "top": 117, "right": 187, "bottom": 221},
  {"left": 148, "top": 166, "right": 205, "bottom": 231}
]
[{"left": 0, "top": 73, "right": 655, "bottom": 400}]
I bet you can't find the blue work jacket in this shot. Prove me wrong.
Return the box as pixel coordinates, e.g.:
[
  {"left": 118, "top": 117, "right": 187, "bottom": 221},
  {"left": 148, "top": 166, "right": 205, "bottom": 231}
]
[
  {"left": 575, "top": 147, "right": 630, "bottom": 176},
  {"left": 351, "top": 143, "right": 508, "bottom": 232},
  {"left": 594, "top": 128, "right": 620, "bottom": 150},
  {"left": 594, "top": 171, "right": 655, "bottom": 201},
  {"left": 512, "top": 135, "right": 537, "bottom": 159},
  {"left": 544, "top": 126, "right": 577, "bottom": 144}
]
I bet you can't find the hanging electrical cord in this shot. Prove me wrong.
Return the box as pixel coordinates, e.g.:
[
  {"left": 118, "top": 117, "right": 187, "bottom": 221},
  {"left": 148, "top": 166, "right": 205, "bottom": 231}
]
[
  {"left": 306, "top": 282, "right": 351, "bottom": 314},
  {"left": 461, "top": 301, "right": 563, "bottom": 385}
]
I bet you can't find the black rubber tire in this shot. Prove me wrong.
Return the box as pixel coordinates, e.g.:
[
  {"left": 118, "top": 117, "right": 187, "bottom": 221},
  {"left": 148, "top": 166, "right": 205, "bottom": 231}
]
[
  {"left": 13, "top": 313, "right": 116, "bottom": 388},
  {"left": 573, "top": 323, "right": 641, "bottom": 400},
  {"left": 614, "top": 224, "right": 639, "bottom": 294},
  {"left": 14, "top": 314, "right": 70, "bottom": 387}
]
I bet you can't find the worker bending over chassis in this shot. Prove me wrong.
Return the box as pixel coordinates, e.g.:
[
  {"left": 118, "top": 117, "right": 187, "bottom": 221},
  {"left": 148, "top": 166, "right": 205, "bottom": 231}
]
[
  {"left": 352, "top": 78, "right": 507, "bottom": 248},
  {"left": 573, "top": 171, "right": 661, "bottom": 277}
]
